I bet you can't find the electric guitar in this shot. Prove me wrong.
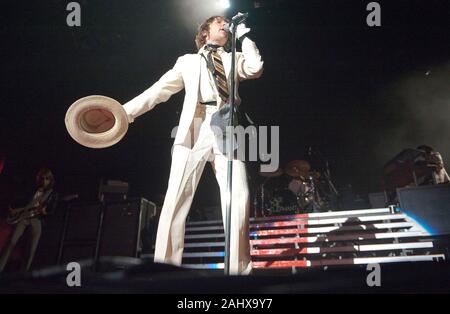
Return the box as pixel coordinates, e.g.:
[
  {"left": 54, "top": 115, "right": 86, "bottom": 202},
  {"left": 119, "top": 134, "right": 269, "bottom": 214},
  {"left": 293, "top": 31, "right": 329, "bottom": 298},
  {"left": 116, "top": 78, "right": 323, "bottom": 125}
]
[
  {"left": 6, "top": 203, "right": 45, "bottom": 225},
  {"left": 6, "top": 193, "right": 78, "bottom": 225}
]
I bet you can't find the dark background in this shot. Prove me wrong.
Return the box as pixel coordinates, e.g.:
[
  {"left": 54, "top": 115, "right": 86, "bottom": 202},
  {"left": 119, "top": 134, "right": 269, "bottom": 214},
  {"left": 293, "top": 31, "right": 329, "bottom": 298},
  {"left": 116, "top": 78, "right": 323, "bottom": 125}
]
[{"left": 1, "top": 0, "right": 449, "bottom": 209}]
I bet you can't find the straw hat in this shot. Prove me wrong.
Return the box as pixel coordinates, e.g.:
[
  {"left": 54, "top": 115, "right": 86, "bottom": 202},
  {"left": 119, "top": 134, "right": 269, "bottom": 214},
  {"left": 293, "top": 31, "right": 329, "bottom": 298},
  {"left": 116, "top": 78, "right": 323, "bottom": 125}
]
[{"left": 65, "top": 95, "right": 128, "bottom": 148}]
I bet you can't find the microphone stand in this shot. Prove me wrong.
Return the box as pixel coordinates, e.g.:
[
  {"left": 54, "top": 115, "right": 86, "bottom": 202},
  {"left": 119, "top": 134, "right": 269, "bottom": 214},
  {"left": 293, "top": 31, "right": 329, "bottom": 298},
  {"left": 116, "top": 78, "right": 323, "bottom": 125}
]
[{"left": 224, "top": 22, "right": 237, "bottom": 276}]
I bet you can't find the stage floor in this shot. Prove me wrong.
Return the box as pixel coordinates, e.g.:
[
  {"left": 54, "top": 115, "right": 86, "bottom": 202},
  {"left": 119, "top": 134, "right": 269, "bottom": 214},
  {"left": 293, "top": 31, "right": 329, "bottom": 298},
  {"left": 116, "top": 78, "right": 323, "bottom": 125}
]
[{"left": 1, "top": 259, "right": 450, "bottom": 294}]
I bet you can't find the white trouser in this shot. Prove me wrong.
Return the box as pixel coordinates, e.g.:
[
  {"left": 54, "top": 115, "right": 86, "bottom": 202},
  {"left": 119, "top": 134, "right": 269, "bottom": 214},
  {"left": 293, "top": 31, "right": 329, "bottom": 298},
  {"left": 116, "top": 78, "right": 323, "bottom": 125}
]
[{"left": 154, "top": 105, "right": 252, "bottom": 275}]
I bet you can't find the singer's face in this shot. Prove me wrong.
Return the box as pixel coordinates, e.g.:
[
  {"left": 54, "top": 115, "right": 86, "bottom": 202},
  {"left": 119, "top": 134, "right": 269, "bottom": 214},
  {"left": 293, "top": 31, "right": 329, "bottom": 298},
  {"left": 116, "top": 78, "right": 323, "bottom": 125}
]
[{"left": 205, "top": 18, "right": 228, "bottom": 46}]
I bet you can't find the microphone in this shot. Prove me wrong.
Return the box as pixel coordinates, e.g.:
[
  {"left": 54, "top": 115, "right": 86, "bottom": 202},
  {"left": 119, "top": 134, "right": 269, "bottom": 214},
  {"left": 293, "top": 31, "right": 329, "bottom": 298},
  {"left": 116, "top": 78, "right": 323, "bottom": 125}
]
[
  {"left": 224, "top": 12, "right": 249, "bottom": 31},
  {"left": 231, "top": 12, "right": 249, "bottom": 24}
]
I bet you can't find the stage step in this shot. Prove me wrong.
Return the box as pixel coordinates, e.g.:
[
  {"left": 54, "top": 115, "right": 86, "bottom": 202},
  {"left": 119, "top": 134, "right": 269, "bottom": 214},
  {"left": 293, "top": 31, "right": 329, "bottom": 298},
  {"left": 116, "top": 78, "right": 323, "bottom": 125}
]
[
  {"left": 182, "top": 254, "right": 446, "bottom": 270},
  {"left": 146, "top": 208, "right": 446, "bottom": 271},
  {"left": 186, "top": 214, "right": 409, "bottom": 232}
]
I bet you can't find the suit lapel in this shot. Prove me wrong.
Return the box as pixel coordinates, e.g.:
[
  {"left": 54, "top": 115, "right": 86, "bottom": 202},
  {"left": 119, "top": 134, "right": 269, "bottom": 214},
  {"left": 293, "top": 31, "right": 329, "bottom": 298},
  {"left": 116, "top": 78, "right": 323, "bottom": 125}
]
[{"left": 188, "top": 54, "right": 202, "bottom": 93}]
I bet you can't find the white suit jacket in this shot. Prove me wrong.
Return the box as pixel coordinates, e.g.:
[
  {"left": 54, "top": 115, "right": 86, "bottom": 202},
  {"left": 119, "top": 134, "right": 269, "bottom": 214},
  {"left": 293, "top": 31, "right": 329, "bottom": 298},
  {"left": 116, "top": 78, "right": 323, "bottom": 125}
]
[{"left": 123, "top": 38, "right": 264, "bottom": 147}]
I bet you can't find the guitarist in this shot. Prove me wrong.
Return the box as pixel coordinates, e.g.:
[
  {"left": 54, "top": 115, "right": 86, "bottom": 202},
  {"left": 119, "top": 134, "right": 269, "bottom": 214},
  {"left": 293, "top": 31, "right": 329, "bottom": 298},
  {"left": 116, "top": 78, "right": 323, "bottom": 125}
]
[{"left": 0, "top": 168, "right": 58, "bottom": 272}]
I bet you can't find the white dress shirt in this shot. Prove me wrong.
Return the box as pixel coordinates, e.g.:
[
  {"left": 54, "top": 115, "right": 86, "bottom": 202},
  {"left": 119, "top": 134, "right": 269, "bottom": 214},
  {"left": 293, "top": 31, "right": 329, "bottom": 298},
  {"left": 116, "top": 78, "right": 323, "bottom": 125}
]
[{"left": 197, "top": 46, "right": 224, "bottom": 104}]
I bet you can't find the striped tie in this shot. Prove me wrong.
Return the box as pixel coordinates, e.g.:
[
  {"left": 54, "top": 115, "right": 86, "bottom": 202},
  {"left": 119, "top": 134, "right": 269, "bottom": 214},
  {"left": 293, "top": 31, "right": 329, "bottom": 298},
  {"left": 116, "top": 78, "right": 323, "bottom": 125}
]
[{"left": 209, "top": 49, "right": 229, "bottom": 103}]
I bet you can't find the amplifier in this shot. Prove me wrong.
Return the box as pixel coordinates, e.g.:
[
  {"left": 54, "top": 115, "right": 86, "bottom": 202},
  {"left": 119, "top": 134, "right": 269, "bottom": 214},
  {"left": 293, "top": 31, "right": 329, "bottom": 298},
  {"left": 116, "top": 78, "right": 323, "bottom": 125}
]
[
  {"left": 52, "top": 198, "right": 157, "bottom": 265},
  {"left": 99, "top": 198, "right": 156, "bottom": 257}
]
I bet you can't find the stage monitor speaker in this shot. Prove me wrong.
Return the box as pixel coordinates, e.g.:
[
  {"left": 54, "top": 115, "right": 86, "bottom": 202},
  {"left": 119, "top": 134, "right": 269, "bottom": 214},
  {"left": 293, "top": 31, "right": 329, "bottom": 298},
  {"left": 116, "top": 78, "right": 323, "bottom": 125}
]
[{"left": 398, "top": 184, "right": 450, "bottom": 235}]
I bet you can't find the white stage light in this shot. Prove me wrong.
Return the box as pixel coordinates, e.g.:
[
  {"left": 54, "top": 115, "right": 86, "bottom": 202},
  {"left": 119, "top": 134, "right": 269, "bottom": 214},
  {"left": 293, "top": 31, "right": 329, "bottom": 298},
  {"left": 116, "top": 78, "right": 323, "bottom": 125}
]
[{"left": 218, "top": 0, "right": 230, "bottom": 9}]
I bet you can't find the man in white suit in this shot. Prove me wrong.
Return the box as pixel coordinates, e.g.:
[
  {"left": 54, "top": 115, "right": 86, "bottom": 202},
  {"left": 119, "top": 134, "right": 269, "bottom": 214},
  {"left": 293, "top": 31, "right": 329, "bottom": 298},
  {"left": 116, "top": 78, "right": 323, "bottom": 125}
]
[{"left": 123, "top": 15, "right": 263, "bottom": 275}]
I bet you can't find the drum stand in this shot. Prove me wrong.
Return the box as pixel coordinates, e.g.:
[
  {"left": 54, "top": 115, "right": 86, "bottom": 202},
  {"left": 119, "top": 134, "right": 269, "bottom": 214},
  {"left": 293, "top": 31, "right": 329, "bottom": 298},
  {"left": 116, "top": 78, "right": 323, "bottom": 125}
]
[
  {"left": 324, "top": 162, "right": 339, "bottom": 196},
  {"left": 310, "top": 148, "right": 340, "bottom": 209},
  {"left": 311, "top": 175, "right": 327, "bottom": 212}
]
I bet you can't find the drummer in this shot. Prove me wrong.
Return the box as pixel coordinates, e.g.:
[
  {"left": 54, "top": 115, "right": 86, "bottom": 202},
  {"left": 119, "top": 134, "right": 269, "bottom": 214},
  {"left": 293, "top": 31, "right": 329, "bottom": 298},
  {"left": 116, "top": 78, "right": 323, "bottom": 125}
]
[
  {"left": 285, "top": 160, "right": 311, "bottom": 196},
  {"left": 285, "top": 160, "right": 322, "bottom": 212}
]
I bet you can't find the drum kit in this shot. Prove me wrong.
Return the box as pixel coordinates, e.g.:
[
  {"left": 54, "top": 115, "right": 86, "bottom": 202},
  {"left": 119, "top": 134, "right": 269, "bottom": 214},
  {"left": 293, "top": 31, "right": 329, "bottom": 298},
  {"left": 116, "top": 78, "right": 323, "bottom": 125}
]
[{"left": 255, "top": 159, "right": 337, "bottom": 216}]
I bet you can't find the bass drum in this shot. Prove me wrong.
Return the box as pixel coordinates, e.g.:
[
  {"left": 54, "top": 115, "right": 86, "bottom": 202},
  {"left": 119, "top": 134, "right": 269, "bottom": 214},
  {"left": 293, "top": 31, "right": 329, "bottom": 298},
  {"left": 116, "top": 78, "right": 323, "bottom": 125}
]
[{"left": 266, "top": 189, "right": 300, "bottom": 216}]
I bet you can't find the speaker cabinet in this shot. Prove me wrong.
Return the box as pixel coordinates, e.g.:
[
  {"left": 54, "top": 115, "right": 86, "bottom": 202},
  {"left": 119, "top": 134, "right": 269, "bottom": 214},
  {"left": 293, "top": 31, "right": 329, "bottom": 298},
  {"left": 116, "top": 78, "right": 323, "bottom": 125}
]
[
  {"left": 99, "top": 198, "right": 156, "bottom": 257},
  {"left": 53, "top": 198, "right": 157, "bottom": 265},
  {"left": 368, "top": 192, "right": 387, "bottom": 208},
  {"left": 61, "top": 244, "right": 96, "bottom": 263},
  {"left": 65, "top": 203, "right": 102, "bottom": 241}
]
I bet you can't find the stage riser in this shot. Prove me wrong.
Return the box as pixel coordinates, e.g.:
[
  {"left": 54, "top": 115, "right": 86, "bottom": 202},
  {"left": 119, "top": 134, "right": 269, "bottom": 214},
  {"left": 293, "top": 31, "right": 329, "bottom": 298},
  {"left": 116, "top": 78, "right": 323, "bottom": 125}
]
[
  {"left": 186, "top": 214, "right": 409, "bottom": 232},
  {"left": 179, "top": 207, "right": 446, "bottom": 271}
]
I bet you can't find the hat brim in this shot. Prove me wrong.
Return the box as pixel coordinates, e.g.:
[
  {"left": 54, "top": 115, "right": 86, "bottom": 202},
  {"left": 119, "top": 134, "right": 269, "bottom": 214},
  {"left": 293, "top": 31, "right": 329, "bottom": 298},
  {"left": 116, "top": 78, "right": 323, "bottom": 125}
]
[{"left": 65, "top": 95, "right": 129, "bottom": 149}]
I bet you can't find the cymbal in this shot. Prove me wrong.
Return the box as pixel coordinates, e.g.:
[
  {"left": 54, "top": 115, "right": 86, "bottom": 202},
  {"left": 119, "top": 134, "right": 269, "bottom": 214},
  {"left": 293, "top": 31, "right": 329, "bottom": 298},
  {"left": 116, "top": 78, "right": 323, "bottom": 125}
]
[
  {"left": 259, "top": 168, "right": 284, "bottom": 178},
  {"left": 285, "top": 160, "right": 311, "bottom": 177}
]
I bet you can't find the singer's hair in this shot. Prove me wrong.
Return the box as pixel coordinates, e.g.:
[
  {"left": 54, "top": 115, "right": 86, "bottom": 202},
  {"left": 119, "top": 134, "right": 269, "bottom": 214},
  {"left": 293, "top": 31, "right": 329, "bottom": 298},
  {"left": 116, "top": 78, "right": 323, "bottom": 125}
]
[
  {"left": 36, "top": 167, "right": 55, "bottom": 190},
  {"left": 417, "top": 145, "right": 434, "bottom": 154},
  {"left": 195, "top": 16, "right": 230, "bottom": 51}
]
